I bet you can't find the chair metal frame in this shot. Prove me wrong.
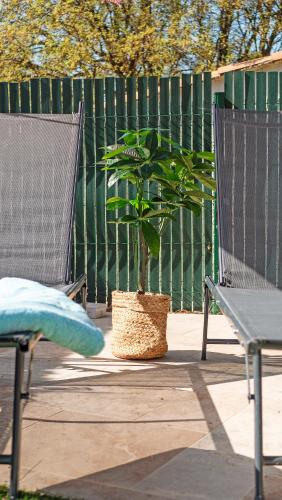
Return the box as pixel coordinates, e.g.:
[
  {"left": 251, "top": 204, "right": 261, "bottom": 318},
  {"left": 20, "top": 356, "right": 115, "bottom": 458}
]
[
  {"left": 202, "top": 99, "right": 282, "bottom": 500},
  {"left": 0, "top": 103, "right": 86, "bottom": 499}
]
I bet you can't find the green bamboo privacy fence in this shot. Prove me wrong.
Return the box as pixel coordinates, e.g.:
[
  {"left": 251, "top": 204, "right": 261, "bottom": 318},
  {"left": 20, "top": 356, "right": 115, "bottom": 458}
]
[
  {"left": 224, "top": 71, "right": 282, "bottom": 111},
  {"left": 0, "top": 73, "right": 214, "bottom": 310},
  {"left": 0, "top": 71, "right": 281, "bottom": 309}
]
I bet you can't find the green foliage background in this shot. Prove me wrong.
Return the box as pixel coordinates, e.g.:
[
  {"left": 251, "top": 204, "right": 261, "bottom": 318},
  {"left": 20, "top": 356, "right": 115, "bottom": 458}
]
[{"left": 0, "top": 0, "right": 281, "bottom": 81}]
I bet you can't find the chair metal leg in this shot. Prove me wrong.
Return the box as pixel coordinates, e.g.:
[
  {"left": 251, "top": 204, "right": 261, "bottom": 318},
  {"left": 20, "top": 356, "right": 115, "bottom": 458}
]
[
  {"left": 201, "top": 284, "right": 210, "bottom": 360},
  {"left": 253, "top": 349, "right": 264, "bottom": 500},
  {"left": 10, "top": 347, "right": 25, "bottom": 500},
  {"left": 25, "top": 349, "right": 34, "bottom": 398},
  {"left": 81, "top": 283, "right": 87, "bottom": 310}
]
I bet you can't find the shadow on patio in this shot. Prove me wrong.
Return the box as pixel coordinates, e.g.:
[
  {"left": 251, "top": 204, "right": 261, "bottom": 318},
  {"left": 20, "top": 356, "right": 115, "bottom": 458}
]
[{"left": 1, "top": 315, "right": 282, "bottom": 499}]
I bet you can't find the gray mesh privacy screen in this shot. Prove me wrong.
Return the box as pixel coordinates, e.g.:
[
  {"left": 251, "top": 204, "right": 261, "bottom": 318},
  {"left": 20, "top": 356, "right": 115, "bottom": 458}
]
[
  {"left": 0, "top": 112, "right": 81, "bottom": 285},
  {"left": 215, "top": 107, "right": 282, "bottom": 289}
]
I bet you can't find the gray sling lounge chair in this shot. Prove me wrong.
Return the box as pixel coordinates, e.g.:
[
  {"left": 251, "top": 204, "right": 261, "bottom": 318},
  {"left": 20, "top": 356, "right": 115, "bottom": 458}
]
[
  {"left": 0, "top": 103, "right": 86, "bottom": 499},
  {"left": 201, "top": 106, "right": 282, "bottom": 500}
]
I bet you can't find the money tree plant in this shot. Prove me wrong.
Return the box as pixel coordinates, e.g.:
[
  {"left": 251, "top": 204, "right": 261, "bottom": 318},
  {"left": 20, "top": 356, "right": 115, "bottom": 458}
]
[{"left": 102, "top": 129, "right": 215, "bottom": 294}]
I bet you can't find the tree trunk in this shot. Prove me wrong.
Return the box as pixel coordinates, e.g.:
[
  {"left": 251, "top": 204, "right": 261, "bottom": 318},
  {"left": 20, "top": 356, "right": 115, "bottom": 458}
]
[{"left": 138, "top": 230, "right": 149, "bottom": 294}]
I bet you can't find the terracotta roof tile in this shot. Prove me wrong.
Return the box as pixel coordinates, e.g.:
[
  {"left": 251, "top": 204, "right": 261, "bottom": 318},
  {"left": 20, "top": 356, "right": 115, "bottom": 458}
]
[{"left": 212, "top": 51, "right": 282, "bottom": 79}]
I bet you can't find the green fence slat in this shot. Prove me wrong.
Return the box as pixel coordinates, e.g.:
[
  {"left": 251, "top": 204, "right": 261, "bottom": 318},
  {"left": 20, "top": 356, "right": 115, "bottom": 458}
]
[
  {"left": 105, "top": 77, "right": 118, "bottom": 298},
  {"left": 0, "top": 83, "right": 9, "bottom": 112},
  {"left": 148, "top": 74, "right": 159, "bottom": 299},
  {"left": 0, "top": 82, "right": 9, "bottom": 113},
  {"left": 148, "top": 76, "right": 159, "bottom": 294},
  {"left": 70, "top": 79, "right": 83, "bottom": 290},
  {"left": 224, "top": 72, "right": 233, "bottom": 108},
  {"left": 170, "top": 76, "right": 181, "bottom": 309},
  {"left": 171, "top": 76, "right": 180, "bottom": 144},
  {"left": 116, "top": 78, "right": 126, "bottom": 142},
  {"left": 192, "top": 74, "right": 202, "bottom": 151},
  {"left": 138, "top": 77, "right": 148, "bottom": 129},
  {"left": 73, "top": 78, "right": 84, "bottom": 284},
  {"left": 73, "top": 79, "right": 82, "bottom": 113},
  {"left": 20, "top": 82, "right": 30, "bottom": 113},
  {"left": 83, "top": 79, "right": 94, "bottom": 300},
  {"left": 245, "top": 72, "right": 255, "bottom": 110},
  {"left": 256, "top": 73, "right": 267, "bottom": 111},
  {"left": 159, "top": 77, "right": 171, "bottom": 298},
  {"left": 160, "top": 77, "right": 169, "bottom": 142},
  {"left": 147, "top": 76, "right": 159, "bottom": 293},
  {"left": 233, "top": 72, "right": 244, "bottom": 109},
  {"left": 148, "top": 76, "right": 158, "bottom": 128},
  {"left": 137, "top": 75, "right": 148, "bottom": 296},
  {"left": 9, "top": 83, "right": 20, "bottom": 113},
  {"left": 192, "top": 73, "right": 203, "bottom": 310},
  {"left": 203, "top": 73, "right": 213, "bottom": 290},
  {"left": 181, "top": 74, "right": 192, "bottom": 310},
  {"left": 51, "top": 79, "right": 61, "bottom": 113},
  {"left": 182, "top": 74, "right": 192, "bottom": 149},
  {"left": 267, "top": 72, "right": 279, "bottom": 111},
  {"left": 40, "top": 78, "right": 51, "bottom": 113},
  {"left": 62, "top": 78, "right": 72, "bottom": 114},
  {"left": 127, "top": 77, "right": 137, "bottom": 130},
  {"left": 116, "top": 78, "right": 127, "bottom": 292},
  {"left": 203, "top": 74, "right": 212, "bottom": 161},
  {"left": 95, "top": 79, "right": 106, "bottom": 302},
  {"left": 69, "top": 78, "right": 80, "bottom": 286},
  {"left": 126, "top": 77, "right": 137, "bottom": 291},
  {"left": 30, "top": 79, "right": 40, "bottom": 113}
]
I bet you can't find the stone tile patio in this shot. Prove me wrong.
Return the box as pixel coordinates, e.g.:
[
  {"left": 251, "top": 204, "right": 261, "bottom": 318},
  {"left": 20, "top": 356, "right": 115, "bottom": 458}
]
[{"left": 1, "top": 313, "right": 282, "bottom": 499}]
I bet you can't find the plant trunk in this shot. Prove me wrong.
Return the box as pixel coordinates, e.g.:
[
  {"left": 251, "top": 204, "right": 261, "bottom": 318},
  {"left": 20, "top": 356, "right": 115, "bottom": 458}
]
[{"left": 138, "top": 229, "right": 149, "bottom": 294}]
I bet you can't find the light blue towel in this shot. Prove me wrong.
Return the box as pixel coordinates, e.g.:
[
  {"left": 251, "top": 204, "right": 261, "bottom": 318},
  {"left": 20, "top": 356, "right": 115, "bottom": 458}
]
[{"left": 0, "top": 278, "right": 104, "bottom": 356}]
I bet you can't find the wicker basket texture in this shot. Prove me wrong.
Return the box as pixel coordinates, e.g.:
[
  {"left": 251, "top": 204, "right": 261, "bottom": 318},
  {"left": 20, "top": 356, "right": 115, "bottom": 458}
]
[{"left": 111, "top": 291, "right": 170, "bottom": 359}]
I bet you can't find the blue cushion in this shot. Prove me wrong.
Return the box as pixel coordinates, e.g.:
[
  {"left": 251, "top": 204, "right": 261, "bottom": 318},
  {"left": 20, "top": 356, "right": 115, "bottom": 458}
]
[{"left": 0, "top": 278, "right": 104, "bottom": 356}]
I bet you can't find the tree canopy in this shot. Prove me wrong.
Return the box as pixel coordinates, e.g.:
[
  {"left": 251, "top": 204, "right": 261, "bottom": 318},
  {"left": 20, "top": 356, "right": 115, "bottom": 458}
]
[{"left": 0, "top": 0, "right": 281, "bottom": 80}]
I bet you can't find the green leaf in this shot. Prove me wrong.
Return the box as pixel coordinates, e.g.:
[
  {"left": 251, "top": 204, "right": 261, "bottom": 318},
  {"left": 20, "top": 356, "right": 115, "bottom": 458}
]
[
  {"left": 156, "top": 134, "right": 182, "bottom": 150},
  {"left": 161, "top": 187, "right": 178, "bottom": 198},
  {"left": 129, "top": 199, "right": 152, "bottom": 210},
  {"left": 108, "top": 170, "right": 133, "bottom": 188},
  {"left": 192, "top": 172, "right": 216, "bottom": 191},
  {"left": 103, "top": 145, "right": 131, "bottom": 159},
  {"left": 185, "top": 190, "right": 214, "bottom": 201},
  {"left": 103, "top": 158, "right": 140, "bottom": 171},
  {"left": 181, "top": 200, "right": 202, "bottom": 216},
  {"left": 144, "top": 209, "right": 176, "bottom": 221},
  {"left": 140, "top": 163, "right": 154, "bottom": 179},
  {"left": 151, "top": 196, "right": 163, "bottom": 203},
  {"left": 119, "top": 215, "right": 138, "bottom": 223},
  {"left": 192, "top": 166, "right": 215, "bottom": 173},
  {"left": 136, "top": 146, "right": 150, "bottom": 159},
  {"left": 141, "top": 221, "right": 160, "bottom": 258},
  {"left": 145, "top": 129, "right": 158, "bottom": 154},
  {"left": 106, "top": 197, "right": 130, "bottom": 210},
  {"left": 119, "top": 130, "right": 138, "bottom": 146},
  {"left": 196, "top": 151, "right": 215, "bottom": 161},
  {"left": 153, "top": 148, "right": 176, "bottom": 161}
]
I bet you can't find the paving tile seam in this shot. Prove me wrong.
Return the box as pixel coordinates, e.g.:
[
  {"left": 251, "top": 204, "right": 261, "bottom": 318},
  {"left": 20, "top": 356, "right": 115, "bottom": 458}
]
[{"left": 20, "top": 459, "right": 43, "bottom": 482}]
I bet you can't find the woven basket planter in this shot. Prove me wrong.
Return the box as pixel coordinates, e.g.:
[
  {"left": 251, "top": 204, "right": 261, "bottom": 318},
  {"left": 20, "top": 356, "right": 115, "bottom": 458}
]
[{"left": 111, "top": 291, "right": 170, "bottom": 359}]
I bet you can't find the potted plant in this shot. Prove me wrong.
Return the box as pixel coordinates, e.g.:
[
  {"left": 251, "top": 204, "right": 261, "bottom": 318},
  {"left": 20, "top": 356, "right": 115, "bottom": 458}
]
[{"left": 102, "top": 129, "right": 215, "bottom": 359}]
